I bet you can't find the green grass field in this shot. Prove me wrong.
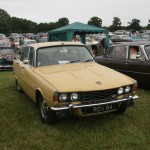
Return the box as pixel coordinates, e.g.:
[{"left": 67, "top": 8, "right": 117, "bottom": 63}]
[{"left": 0, "top": 71, "right": 150, "bottom": 150}]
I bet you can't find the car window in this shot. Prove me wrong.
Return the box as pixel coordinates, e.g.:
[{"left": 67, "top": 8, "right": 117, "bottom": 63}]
[
  {"left": 36, "top": 46, "right": 93, "bottom": 67},
  {"left": 0, "top": 48, "right": 14, "bottom": 54},
  {"left": 20, "top": 46, "right": 30, "bottom": 61},
  {"left": 109, "top": 46, "right": 127, "bottom": 59},
  {"left": 129, "top": 46, "right": 145, "bottom": 60},
  {"left": 144, "top": 45, "right": 150, "bottom": 59},
  {"left": 28, "top": 47, "right": 35, "bottom": 66}
]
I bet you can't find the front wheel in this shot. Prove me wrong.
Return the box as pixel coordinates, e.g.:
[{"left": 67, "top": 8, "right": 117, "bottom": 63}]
[{"left": 38, "top": 95, "right": 57, "bottom": 124}]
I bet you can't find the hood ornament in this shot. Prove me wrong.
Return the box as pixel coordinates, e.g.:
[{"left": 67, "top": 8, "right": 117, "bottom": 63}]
[{"left": 96, "top": 81, "right": 102, "bottom": 85}]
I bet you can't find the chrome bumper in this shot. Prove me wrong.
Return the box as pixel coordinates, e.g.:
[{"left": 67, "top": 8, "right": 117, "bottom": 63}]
[{"left": 51, "top": 95, "right": 138, "bottom": 111}]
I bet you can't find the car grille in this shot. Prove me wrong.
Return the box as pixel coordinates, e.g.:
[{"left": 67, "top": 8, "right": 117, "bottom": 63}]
[{"left": 81, "top": 88, "right": 118, "bottom": 104}]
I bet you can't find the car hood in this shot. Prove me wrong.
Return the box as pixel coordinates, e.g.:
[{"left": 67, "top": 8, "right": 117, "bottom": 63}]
[{"left": 34, "top": 62, "right": 135, "bottom": 92}]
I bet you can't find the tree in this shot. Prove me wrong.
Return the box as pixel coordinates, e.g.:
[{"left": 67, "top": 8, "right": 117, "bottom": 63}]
[
  {"left": 37, "top": 23, "right": 49, "bottom": 32},
  {"left": 145, "top": 19, "right": 150, "bottom": 30},
  {"left": 12, "top": 17, "right": 37, "bottom": 33},
  {"left": 109, "top": 17, "right": 121, "bottom": 31},
  {"left": 0, "top": 8, "right": 12, "bottom": 33},
  {"left": 127, "top": 19, "right": 142, "bottom": 31},
  {"left": 56, "top": 17, "right": 69, "bottom": 28},
  {"left": 88, "top": 16, "right": 102, "bottom": 27}
]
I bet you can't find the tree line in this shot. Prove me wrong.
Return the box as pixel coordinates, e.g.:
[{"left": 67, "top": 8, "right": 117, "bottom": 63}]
[{"left": 0, "top": 8, "right": 150, "bottom": 34}]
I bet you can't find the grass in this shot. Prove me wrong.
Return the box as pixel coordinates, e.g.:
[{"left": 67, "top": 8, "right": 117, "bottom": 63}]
[{"left": 0, "top": 71, "right": 150, "bottom": 150}]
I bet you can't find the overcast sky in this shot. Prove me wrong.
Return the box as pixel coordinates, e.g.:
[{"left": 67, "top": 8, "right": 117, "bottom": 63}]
[{"left": 1, "top": 0, "right": 150, "bottom": 26}]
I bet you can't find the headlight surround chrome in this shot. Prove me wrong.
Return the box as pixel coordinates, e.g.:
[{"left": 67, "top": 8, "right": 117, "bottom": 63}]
[
  {"left": 118, "top": 87, "right": 124, "bottom": 95},
  {"left": 70, "top": 92, "right": 78, "bottom": 101},
  {"left": 125, "top": 86, "right": 131, "bottom": 93},
  {"left": 59, "top": 93, "right": 67, "bottom": 102}
]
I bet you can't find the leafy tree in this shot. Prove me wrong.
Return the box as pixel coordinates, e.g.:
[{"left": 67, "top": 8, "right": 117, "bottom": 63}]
[
  {"left": 145, "top": 19, "right": 150, "bottom": 30},
  {"left": 109, "top": 17, "right": 121, "bottom": 31},
  {"left": 12, "top": 17, "right": 37, "bottom": 33},
  {"left": 88, "top": 16, "right": 102, "bottom": 27},
  {"left": 37, "top": 23, "right": 49, "bottom": 32},
  {"left": 0, "top": 8, "right": 12, "bottom": 33},
  {"left": 127, "top": 19, "right": 142, "bottom": 31},
  {"left": 56, "top": 17, "right": 69, "bottom": 28}
]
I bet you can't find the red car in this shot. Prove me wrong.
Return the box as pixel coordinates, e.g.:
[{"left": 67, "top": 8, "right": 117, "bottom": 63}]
[{"left": 0, "top": 47, "right": 18, "bottom": 70}]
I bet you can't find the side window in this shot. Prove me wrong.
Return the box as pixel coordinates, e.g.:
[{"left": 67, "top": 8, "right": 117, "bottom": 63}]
[
  {"left": 109, "top": 46, "right": 127, "bottom": 59},
  {"left": 20, "top": 46, "right": 30, "bottom": 61},
  {"left": 28, "top": 47, "right": 35, "bottom": 66},
  {"left": 129, "top": 46, "right": 145, "bottom": 59}
]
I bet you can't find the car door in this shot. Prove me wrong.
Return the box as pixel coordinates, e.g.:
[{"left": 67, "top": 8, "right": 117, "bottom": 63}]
[
  {"left": 124, "top": 45, "right": 150, "bottom": 84},
  {"left": 16, "top": 46, "right": 30, "bottom": 89},
  {"left": 97, "top": 45, "right": 128, "bottom": 73},
  {"left": 20, "top": 46, "right": 36, "bottom": 101}
]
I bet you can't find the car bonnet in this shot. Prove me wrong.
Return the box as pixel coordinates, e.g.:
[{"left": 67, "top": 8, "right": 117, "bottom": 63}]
[{"left": 34, "top": 62, "right": 135, "bottom": 92}]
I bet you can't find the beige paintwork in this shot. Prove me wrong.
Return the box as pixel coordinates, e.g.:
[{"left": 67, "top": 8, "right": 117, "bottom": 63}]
[
  {"left": 35, "top": 62, "right": 135, "bottom": 92},
  {"left": 13, "top": 42, "right": 137, "bottom": 117}
]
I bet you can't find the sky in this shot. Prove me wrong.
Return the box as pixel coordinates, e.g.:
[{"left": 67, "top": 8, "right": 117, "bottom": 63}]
[{"left": 1, "top": 0, "right": 150, "bottom": 26}]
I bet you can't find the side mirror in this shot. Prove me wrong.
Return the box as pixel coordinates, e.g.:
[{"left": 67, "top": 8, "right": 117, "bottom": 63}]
[{"left": 23, "top": 60, "right": 29, "bottom": 64}]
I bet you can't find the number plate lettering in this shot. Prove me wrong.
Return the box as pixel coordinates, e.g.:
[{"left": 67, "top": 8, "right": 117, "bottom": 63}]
[{"left": 93, "top": 104, "right": 113, "bottom": 113}]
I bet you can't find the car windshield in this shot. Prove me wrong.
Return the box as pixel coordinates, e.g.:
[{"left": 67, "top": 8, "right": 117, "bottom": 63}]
[
  {"left": 37, "top": 45, "right": 93, "bottom": 67},
  {"left": 144, "top": 45, "right": 150, "bottom": 59},
  {"left": 0, "top": 48, "right": 14, "bottom": 54}
]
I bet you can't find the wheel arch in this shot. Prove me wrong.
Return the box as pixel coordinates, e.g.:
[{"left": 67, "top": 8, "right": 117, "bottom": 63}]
[{"left": 35, "top": 89, "right": 44, "bottom": 107}]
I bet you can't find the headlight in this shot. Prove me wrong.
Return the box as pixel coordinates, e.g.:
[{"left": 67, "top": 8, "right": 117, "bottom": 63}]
[
  {"left": 70, "top": 93, "right": 78, "bottom": 101},
  {"left": 125, "top": 86, "right": 131, "bottom": 93},
  {"left": 59, "top": 93, "right": 67, "bottom": 102},
  {"left": 118, "top": 87, "right": 124, "bottom": 95}
]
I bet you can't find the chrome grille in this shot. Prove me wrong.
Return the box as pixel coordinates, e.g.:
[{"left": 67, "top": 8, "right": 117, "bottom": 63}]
[{"left": 81, "top": 89, "right": 118, "bottom": 104}]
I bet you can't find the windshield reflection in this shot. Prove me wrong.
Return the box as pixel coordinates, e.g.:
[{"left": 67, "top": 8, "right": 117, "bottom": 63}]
[{"left": 37, "top": 46, "right": 93, "bottom": 67}]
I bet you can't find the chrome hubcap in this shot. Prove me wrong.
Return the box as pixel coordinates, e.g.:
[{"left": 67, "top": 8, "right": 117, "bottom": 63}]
[{"left": 41, "top": 101, "right": 49, "bottom": 119}]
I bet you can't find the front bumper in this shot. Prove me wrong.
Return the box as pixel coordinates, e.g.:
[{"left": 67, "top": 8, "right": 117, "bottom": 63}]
[{"left": 51, "top": 95, "right": 138, "bottom": 112}]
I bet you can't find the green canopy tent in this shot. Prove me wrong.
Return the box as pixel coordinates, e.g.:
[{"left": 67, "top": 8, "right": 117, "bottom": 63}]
[{"left": 48, "top": 22, "right": 110, "bottom": 49}]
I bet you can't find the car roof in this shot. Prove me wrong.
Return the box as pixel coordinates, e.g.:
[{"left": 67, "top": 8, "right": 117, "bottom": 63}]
[
  {"left": 112, "top": 41, "right": 150, "bottom": 47},
  {"left": 29, "top": 41, "right": 84, "bottom": 49}
]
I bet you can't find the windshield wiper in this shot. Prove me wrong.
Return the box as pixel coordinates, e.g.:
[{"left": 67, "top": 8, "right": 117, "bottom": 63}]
[
  {"left": 82, "top": 59, "right": 94, "bottom": 62},
  {"left": 69, "top": 59, "right": 80, "bottom": 63}
]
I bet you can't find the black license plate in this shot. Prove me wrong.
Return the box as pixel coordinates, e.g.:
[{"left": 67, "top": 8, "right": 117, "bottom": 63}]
[{"left": 85, "top": 103, "right": 118, "bottom": 114}]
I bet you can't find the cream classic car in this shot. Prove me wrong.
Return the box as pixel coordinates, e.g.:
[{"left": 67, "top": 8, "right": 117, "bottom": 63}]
[{"left": 13, "top": 42, "right": 138, "bottom": 124}]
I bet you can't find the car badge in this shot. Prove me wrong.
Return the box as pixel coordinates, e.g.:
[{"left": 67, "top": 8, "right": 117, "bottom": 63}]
[{"left": 96, "top": 81, "right": 102, "bottom": 85}]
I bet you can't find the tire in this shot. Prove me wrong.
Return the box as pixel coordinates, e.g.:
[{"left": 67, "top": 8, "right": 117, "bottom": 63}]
[
  {"left": 38, "top": 95, "right": 57, "bottom": 124},
  {"left": 16, "top": 80, "right": 23, "bottom": 93},
  {"left": 115, "top": 103, "right": 128, "bottom": 114}
]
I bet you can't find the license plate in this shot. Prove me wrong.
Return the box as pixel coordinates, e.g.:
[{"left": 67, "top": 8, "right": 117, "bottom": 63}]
[{"left": 85, "top": 103, "right": 118, "bottom": 114}]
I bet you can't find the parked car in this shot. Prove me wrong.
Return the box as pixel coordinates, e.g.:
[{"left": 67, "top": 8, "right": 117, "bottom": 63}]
[
  {"left": 17, "top": 39, "right": 37, "bottom": 53},
  {"left": 13, "top": 42, "right": 138, "bottom": 124},
  {"left": 0, "top": 33, "right": 7, "bottom": 40},
  {"left": 110, "top": 34, "right": 132, "bottom": 43},
  {"left": 0, "top": 39, "right": 11, "bottom": 47},
  {"left": 0, "top": 47, "right": 18, "bottom": 70},
  {"left": 95, "top": 41, "right": 150, "bottom": 86}
]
